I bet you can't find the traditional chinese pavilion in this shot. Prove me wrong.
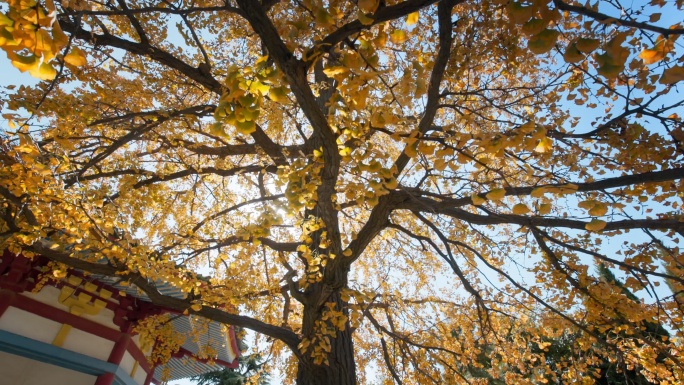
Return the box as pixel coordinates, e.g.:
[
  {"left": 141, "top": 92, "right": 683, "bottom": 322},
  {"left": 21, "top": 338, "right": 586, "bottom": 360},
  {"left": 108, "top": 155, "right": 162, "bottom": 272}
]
[{"left": 0, "top": 250, "right": 239, "bottom": 385}]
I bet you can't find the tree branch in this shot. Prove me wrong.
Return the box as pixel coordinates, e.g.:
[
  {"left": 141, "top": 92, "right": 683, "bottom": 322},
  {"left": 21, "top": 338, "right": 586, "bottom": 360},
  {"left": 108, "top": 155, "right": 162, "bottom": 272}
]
[
  {"left": 553, "top": 0, "right": 684, "bottom": 36},
  {"left": 27, "top": 241, "right": 302, "bottom": 349}
]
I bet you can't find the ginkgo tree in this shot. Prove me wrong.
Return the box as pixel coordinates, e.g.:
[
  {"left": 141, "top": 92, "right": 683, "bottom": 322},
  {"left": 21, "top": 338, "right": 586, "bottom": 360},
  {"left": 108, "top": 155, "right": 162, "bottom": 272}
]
[{"left": 1, "top": 0, "right": 684, "bottom": 384}]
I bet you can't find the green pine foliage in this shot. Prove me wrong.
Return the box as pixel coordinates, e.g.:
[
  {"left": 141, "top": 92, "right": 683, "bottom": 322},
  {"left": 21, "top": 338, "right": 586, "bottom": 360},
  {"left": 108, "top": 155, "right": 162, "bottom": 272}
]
[{"left": 191, "top": 354, "right": 270, "bottom": 385}]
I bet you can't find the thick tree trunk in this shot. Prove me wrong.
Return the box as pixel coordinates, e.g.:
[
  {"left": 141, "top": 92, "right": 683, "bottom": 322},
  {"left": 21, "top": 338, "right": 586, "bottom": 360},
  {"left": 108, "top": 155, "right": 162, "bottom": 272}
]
[
  {"left": 296, "top": 327, "right": 357, "bottom": 385},
  {"left": 296, "top": 292, "right": 357, "bottom": 385}
]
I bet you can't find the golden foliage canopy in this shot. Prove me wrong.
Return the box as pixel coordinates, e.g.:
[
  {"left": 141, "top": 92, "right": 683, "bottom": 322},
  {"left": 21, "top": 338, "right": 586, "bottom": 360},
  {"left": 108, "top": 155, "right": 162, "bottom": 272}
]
[{"left": 1, "top": 0, "right": 684, "bottom": 384}]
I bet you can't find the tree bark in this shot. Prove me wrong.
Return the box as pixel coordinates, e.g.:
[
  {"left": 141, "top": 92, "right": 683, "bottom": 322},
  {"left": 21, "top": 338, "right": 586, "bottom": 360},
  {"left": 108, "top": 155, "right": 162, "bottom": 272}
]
[
  {"left": 296, "top": 329, "right": 357, "bottom": 385},
  {"left": 297, "top": 292, "right": 357, "bottom": 385}
]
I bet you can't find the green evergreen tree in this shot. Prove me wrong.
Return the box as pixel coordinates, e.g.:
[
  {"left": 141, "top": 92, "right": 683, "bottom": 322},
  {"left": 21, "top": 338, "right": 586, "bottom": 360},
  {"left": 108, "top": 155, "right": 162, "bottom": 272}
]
[{"left": 191, "top": 354, "right": 270, "bottom": 385}]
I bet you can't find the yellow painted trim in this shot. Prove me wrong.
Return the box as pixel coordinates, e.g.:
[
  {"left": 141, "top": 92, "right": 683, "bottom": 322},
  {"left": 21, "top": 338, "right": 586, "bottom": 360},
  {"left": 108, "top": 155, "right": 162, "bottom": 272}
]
[
  {"left": 59, "top": 275, "right": 109, "bottom": 316},
  {"left": 130, "top": 361, "right": 139, "bottom": 377},
  {"left": 100, "top": 288, "right": 113, "bottom": 300},
  {"left": 84, "top": 282, "right": 98, "bottom": 292},
  {"left": 53, "top": 274, "right": 113, "bottom": 347},
  {"left": 52, "top": 324, "right": 72, "bottom": 347},
  {"left": 58, "top": 284, "right": 77, "bottom": 303}
]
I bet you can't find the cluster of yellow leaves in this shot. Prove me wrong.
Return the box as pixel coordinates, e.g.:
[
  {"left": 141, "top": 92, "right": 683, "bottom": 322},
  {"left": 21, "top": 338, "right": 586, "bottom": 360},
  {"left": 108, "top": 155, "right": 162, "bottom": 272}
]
[
  {"left": 0, "top": 134, "right": 221, "bottom": 316},
  {"left": 342, "top": 156, "right": 398, "bottom": 207},
  {"left": 235, "top": 209, "right": 284, "bottom": 243},
  {"left": 340, "top": 288, "right": 375, "bottom": 329},
  {"left": 0, "top": 135, "right": 68, "bottom": 245},
  {"left": 279, "top": 159, "right": 323, "bottom": 211},
  {"left": 134, "top": 314, "right": 185, "bottom": 375},
  {"left": 578, "top": 199, "right": 608, "bottom": 217},
  {"left": 594, "top": 33, "right": 631, "bottom": 79},
  {"left": 466, "top": 121, "right": 554, "bottom": 164},
  {"left": 504, "top": 0, "right": 682, "bottom": 84},
  {"left": 297, "top": 302, "right": 348, "bottom": 365},
  {"left": 213, "top": 57, "right": 284, "bottom": 136},
  {"left": 471, "top": 182, "right": 580, "bottom": 216},
  {"left": 505, "top": 1, "right": 561, "bottom": 54},
  {"left": 564, "top": 37, "right": 600, "bottom": 63},
  {"left": 295, "top": 216, "right": 334, "bottom": 287},
  {"left": 1, "top": 0, "right": 85, "bottom": 80}
]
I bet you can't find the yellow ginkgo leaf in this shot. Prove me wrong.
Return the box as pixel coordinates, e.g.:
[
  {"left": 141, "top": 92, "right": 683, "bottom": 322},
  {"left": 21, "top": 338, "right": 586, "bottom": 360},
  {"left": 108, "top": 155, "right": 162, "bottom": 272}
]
[
  {"left": 29, "top": 61, "right": 57, "bottom": 80},
  {"left": 575, "top": 38, "right": 599, "bottom": 53},
  {"left": 11, "top": 53, "right": 39, "bottom": 72},
  {"left": 520, "top": 120, "right": 537, "bottom": 134},
  {"left": 342, "top": 249, "right": 353, "bottom": 257},
  {"left": 64, "top": 47, "right": 87, "bottom": 67},
  {"left": 315, "top": 8, "right": 334, "bottom": 27},
  {"left": 358, "top": 0, "right": 379, "bottom": 13},
  {"left": 585, "top": 219, "right": 607, "bottom": 231},
  {"left": 248, "top": 80, "right": 270, "bottom": 96},
  {"left": 588, "top": 203, "right": 608, "bottom": 216},
  {"left": 472, "top": 194, "right": 486, "bottom": 206},
  {"left": 659, "top": 65, "right": 684, "bottom": 84},
  {"left": 339, "top": 147, "right": 352, "bottom": 157},
  {"left": 596, "top": 61, "right": 623, "bottom": 78},
  {"left": 595, "top": 35, "right": 629, "bottom": 78},
  {"left": 0, "top": 28, "right": 16, "bottom": 47},
  {"left": 384, "top": 177, "right": 398, "bottom": 190},
  {"left": 34, "top": 28, "right": 52, "bottom": 52},
  {"left": 486, "top": 188, "right": 506, "bottom": 201},
  {"left": 512, "top": 203, "right": 530, "bottom": 215},
  {"left": 639, "top": 38, "right": 674, "bottom": 65},
  {"left": 522, "top": 18, "right": 547, "bottom": 36},
  {"left": 528, "top": 29, "right": 559, "bottom": 54},
  {"left": 538, "top": 203, "right": 552, "bottom": 215},
  {"left": 370, "top": 112, "right": 385, "bottom": 127},
  {"left": 639, "top": 48, "right": 665, "bottom": 65},
  {"left": 406, "top": 12, "right": 419, "bottom": 26},
  {"left": 369, "top": 179, "right": 383, "bottom": 191},
  {"left": 534, "top": 137, "right": 553, "bottom": 153},
  {"left": 531, "top": 186, "right": 547, "bottom": 198},
  {"left": 435, "top": 158, "right": 448, "bottom": 171},
  {"left": 0, "top": 13, "right": 13, "bottom": 27},
  {"left": 404, "top": 142, "right": 418, "bottom": 158},
  {"left": 323, "top": 66, "right": 348, "bottom": 77},
  {"left": 390, "top": 30, "right": 407, "bottom": 44},
  {"left": 357, "top": 10, "right": 374, "bottom": 25},
  {"left": 563, "top": 43, "right": 584, "bottom": 63},
  {"left": 520, "top": 121, "right": 536, "bottom": 133},
  {"left": 235, "top": 119, "right": 256, "bottom": 135},
  {"left": 366, "top": 161, "right": 381, "bottom": 172},
  {"left": 269, "top": 86, "right": 288, "bottom": 103},
  {"left": 190, "top": 303, "right": 202, "bottom": 312},
  {"left": 51, "top": 22, "right": 69, "bottom": 49},
  {"left": 507, "top": 1, "right": 534, "bottom": 24}
]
